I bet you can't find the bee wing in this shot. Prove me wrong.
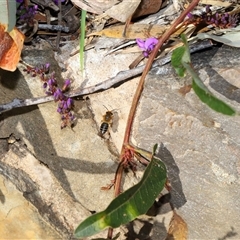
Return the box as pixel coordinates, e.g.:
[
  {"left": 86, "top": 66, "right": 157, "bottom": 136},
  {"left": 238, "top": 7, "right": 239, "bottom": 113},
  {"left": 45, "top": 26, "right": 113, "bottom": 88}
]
[{"left": 111, "top": 111, "right": 119, "bottom": 133}]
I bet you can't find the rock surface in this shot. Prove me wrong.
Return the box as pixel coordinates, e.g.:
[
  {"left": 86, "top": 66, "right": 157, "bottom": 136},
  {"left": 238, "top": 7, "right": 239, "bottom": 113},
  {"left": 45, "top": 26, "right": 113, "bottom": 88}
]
[
  {"left": 0, "top": 44, "right": 122, "bottom": 239},
  {"left": 0, "top": 39, "right": 240, "bottom": 240},
  {"left": 0, "top": 174, "right": 62, "bottom": 239},
  {"left": 133, "top": 45, "right": 240, "bottom": 239}
]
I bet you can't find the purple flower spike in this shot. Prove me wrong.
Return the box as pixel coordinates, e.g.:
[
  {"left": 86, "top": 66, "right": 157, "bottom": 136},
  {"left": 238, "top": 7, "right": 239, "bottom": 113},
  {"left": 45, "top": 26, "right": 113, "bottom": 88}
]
[{"left": 136, "top": 37, "right": 158, "bottom": 58}]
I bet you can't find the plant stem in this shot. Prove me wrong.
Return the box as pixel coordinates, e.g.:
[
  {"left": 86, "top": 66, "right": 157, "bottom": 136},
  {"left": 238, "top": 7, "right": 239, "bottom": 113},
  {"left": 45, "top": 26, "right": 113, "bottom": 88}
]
[
  {"left": 122, "top": 0, "right": 200, "bottom": 147},
  {"left": 108, "top": 1, "right": 200, "bottom": 238},
  {"left": 115, "top": 0, "right": 200, "bottom": 216}
]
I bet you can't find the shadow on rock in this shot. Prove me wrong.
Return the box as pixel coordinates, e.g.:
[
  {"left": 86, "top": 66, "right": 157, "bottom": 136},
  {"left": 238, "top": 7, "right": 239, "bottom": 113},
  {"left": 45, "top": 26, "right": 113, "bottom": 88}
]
[
  {"left": 157, "top": 143, "right": 187, "bottom": 209},
  {"left": 218, "top": 227, "right": 238, "bottom": 240},
  {"left": 0, "top": 68, "right": 22, "bottom": 90}
]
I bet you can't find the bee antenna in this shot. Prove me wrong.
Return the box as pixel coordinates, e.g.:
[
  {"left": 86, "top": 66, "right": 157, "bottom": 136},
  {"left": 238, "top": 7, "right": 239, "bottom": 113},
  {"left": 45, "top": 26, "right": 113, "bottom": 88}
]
[{"left": 103, "top": 105, "right": 109, "bottom": 111}]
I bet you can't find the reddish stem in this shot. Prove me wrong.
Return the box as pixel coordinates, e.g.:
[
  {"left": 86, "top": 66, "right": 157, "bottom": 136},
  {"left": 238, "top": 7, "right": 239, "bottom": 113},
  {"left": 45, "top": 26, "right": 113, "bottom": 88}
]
[
  {"left": 122, "top": 0, "right": 200, "bottom": 146},
  {"left": 108, "top": 0, "right": 200, "bottom": 238}
]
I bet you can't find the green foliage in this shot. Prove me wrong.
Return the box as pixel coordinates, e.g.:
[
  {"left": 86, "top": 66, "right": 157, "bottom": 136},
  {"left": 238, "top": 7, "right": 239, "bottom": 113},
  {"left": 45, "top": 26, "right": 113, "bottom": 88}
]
[
  {"left": 74, "top": 145, "right": 167, "bottom": 238},
  {"left": 191, "top": 79, "right": 235, "bottom": 115},
  {"left": 171, "top": 34, "right": 190, "bottom": 71},
  {"left": 0, "top": 0, "right": 16, "bottom": 32},
  {"left": 171, "top": 34, "right": 236, "bottom": 116},
  {"left": 80, "top": 10, "right": 86, "bottom": 72}
]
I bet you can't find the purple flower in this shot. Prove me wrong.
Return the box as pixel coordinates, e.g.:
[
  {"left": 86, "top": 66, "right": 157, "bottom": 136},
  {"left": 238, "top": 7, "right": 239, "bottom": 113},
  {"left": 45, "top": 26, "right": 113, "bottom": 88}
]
[
  {"left": 62, "top": 79, "right": 71, "bottom": 92},
  {"left": 68, "top": 112, "right": 75, "bottom": 121},
  {"left": 43, "top": 82, "right": 48, "bottom": 89},
  {"left": 56, "top": 97, "right": 75, "bottom": 128},
  {"left": 57, "top": 107, "right": 63, "bottom": 114},
  {"left": 53, "top": 88, "right": 64, "bottom": 101},
  {"left": 45, "top": 63, "right": 50, "bottom": 72},
  {"left": 136, "top": 37, "right": 158, "bottom": 57},
  {"left": 205, "top": 5, "right": 210, "bottom": 13},
  {"left": 16, "top": 0, "right": 24, "bottom": 3},
  {"left": 187, "top": 12, "right": 193, "bottom": 19},
  {"left": 53, "top": 0, "right": 65, "bottom": 4},
  {"left": 66, "top": 97, "right": 74, "bottom": 109}
]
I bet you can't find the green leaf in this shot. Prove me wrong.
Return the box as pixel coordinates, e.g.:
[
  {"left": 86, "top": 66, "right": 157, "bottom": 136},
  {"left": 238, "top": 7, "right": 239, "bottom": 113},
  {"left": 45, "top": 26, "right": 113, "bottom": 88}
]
[
  {"left": 179, "top": 34, "right": 191, "bottom": 63},
  {"left": 171, "top": 46, "right": 186, "bottom": 77},
  {"left": 74, "top": 148, "right": 167, "bottom": 238},
  {"left": 171, "top": 34, "right": 191, "bottom": 77},
  {"left": 182, "top": 61, "right": 236, "bottom": 115},
  {"left": 0, "top": 0, "right": 16, "bottom": 32},
  {"left": 80, "top": 10, "right": 86, "bottom": 72},
  {"left": 192, "top": 78, "right": 236, "bottom": 115},
  {"left": 171, "top": 34, "right": 236, "bottom": 116}
]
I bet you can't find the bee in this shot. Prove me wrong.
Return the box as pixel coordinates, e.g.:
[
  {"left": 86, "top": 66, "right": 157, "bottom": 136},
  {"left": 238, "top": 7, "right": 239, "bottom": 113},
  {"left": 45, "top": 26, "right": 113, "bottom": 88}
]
[{"left": 100, "top": 110, "right": 114, "bottom": 135}]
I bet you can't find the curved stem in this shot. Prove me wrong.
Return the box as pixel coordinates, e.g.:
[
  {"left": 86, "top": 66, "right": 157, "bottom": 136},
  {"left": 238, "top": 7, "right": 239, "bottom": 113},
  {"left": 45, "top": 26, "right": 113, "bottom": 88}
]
[
  {"left": 110, "top": 1, "right": 200, "bottom": 238},
  {"left": 121, "top": 0, "right": 200, "bottom": 147}
]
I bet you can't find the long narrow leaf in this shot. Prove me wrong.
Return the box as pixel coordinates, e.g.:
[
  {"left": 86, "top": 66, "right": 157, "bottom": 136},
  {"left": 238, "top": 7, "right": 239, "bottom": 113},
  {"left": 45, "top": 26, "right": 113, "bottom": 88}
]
[
  {"left": 80, "top": 10, "right": 86, "bottom": 72},
  {"left": 191, "top": 76, "right": 236, "bottom": 115},
  {"left": 75, "top": 149, "right": 167, "bottom": 238},
  {"left": 171, "top": 34, "right": 236, "bottom": 116},
  {"left": 0, "top": 0, "right": 16, "bottom": 32},
  {"left": 182, "top": 59, "right": 236, "bottom": 116}
]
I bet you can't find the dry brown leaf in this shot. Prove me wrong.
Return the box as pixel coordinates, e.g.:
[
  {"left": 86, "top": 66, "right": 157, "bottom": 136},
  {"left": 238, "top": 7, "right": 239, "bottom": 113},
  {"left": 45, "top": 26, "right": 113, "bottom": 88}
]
[
  {"left": 166, "top": 211, "right": 188, "bottom": 240},
  {"left": 71, "top": 0, "right": 140, "bottom": 21},
  {"left": 71, "top": 0, "right": 162, "bottom": 23},
  {"left": 70, "top": 0, "right": 120, "bottom": 14},
  {"left": 88, "top": 23, "right": 190, "bottom": 39},
  {"left": 178, "top": 84, "right": 192, "bottom": 96},
  {"left": 200, "top": 0, "right": 233, "bottom": 7},
  {"left": 105, "top": 0, "right": 141, "bottom": 22},
  {"left": 0, "top": 24, "right": 25, "bottom": 71},
  {"left": 133, "top": 0, "right": 163, "bottom": 19},
  {"left": 88, "top": 23, "right": 173, "bottom": 39}
]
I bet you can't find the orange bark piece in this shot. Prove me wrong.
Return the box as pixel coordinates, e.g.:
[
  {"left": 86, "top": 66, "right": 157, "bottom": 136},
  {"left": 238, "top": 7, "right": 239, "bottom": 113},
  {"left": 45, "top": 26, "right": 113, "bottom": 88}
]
[
  {"left": 167, "top": 211, "right": 188, "bottom": 240},
  {"left": 0, "top": 24, "right": 25, "bottom": 72}
]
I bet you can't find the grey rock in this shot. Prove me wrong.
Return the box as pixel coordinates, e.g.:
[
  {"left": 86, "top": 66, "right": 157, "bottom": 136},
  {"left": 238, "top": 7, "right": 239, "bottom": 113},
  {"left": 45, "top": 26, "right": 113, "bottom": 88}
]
[
  {"left": 0, "top": 46, "right": 119, "bottom": 239},
  {"left": 1, "top": 40, "right": 240, "bottom": 240},
  {"left": 133, "top": 45, "right": 240, "bottom": 239}
]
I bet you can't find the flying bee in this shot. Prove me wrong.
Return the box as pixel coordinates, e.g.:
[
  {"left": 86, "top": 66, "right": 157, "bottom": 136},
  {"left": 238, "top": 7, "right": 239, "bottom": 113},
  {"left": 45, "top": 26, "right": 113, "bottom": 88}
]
[
  {"left": 100, "top": 110, "right": 114, "bottom": 135},
  {"left": 99, "top": 104, "right": 120, "bottom": 136}
]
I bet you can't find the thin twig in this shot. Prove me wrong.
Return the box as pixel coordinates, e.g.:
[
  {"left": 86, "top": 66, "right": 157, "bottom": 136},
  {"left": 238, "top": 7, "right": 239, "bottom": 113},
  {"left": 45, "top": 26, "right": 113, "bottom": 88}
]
[
  {"left": 55, "top": 0, "right": 62, "bottom": 51},
  {"left": 38, "top": 24, "right": 69, "bottom": 32},
  {"left": 0, "top": 39, "right": 211, "bottom": 115}
]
